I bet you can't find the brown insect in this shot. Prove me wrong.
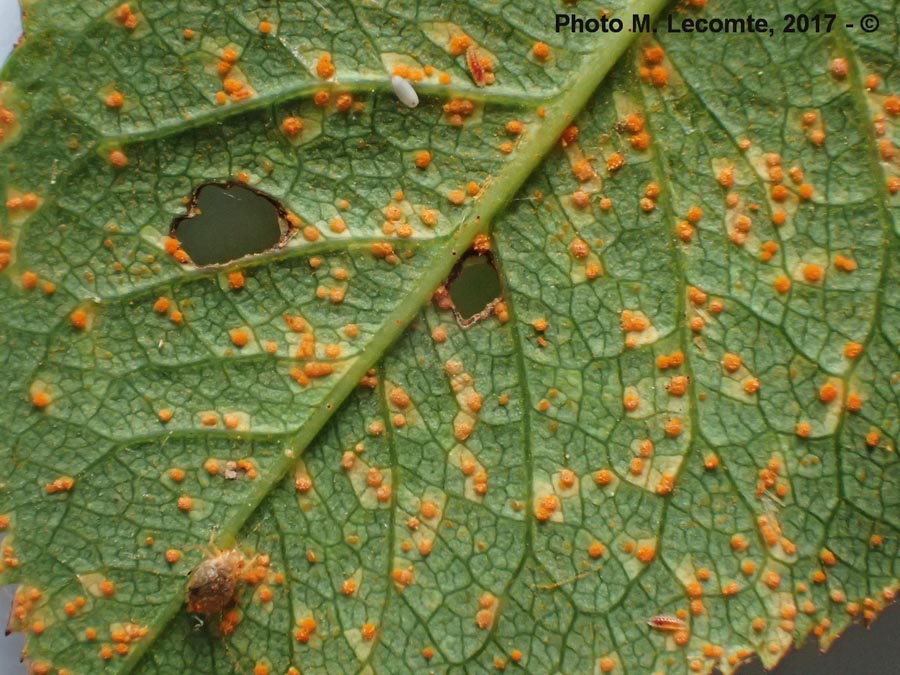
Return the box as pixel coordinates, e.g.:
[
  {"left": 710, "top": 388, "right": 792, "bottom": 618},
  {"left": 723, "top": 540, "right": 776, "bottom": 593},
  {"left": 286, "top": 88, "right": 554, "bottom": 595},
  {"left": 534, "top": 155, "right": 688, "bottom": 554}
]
[
  {"left": 466, "top": 46, "right": 486, "bottom": 87},
  {"left": 647, "top": 614, "right": 687, "bottom": 632},
  {"left": 186, "top": 548, "right": 246, "bottom": 615}
]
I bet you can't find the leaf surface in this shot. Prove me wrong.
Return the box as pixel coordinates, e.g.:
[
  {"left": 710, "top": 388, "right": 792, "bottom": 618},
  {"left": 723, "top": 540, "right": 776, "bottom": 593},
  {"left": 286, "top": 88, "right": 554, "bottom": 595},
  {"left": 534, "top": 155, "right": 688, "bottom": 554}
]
[{"left": 1, "top": 1, "right": 899, "bottom": 674}]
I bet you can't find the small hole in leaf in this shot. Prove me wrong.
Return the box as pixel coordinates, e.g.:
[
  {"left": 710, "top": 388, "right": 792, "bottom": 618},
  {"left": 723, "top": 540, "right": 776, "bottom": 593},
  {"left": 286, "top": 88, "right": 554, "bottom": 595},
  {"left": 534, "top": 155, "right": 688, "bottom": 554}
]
[
  {"left": 171, "top": 182, "right": 292, "bottom": 266},
  {"left": 447, "top": 250, "right": 502, "bottom": 327}
]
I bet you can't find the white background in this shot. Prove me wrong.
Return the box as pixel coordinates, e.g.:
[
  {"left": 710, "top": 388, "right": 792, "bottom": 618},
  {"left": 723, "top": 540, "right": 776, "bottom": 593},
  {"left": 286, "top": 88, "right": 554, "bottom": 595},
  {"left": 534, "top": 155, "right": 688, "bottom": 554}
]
[{"left": 0, "top": 0, "right": 20, "bottom": 65}]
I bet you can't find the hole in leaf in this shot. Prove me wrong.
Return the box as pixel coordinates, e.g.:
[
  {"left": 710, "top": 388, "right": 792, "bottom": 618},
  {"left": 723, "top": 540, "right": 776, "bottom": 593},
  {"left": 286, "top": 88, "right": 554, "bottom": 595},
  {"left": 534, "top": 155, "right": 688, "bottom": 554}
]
[
  {"left": 171, "top": 182, "right": 292, "bottom": 266},
  {"left": 446, "top": 250, "right": 502, "bottom": 327}
]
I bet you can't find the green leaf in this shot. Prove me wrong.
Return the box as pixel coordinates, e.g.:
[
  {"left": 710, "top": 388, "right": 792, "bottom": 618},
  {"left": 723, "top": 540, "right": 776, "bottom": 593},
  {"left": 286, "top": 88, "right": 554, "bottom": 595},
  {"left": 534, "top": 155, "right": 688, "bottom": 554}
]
[{"left": 2, "top": 1, "right": 899, "bottom": 674}]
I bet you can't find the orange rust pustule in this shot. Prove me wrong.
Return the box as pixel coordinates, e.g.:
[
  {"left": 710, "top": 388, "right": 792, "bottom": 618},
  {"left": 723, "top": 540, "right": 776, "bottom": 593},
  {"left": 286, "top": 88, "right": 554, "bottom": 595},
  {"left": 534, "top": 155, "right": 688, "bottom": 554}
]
[{"left": 186, "top": 549, "right": 245, "bottom": 614}]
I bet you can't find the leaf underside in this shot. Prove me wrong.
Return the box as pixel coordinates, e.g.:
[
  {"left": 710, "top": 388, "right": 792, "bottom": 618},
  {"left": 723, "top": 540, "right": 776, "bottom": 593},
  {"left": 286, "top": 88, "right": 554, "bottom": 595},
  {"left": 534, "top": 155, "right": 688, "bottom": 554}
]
[{"left": 1, "top": 1, "right": 899, "bottom": 674}]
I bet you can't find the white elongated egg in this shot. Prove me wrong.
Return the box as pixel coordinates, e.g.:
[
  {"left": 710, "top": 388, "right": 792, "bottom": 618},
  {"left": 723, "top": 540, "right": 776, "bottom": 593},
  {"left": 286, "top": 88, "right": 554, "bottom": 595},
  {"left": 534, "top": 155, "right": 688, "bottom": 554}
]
[{"left": 391, "top": 75, "right": 419, "bottom": 108}]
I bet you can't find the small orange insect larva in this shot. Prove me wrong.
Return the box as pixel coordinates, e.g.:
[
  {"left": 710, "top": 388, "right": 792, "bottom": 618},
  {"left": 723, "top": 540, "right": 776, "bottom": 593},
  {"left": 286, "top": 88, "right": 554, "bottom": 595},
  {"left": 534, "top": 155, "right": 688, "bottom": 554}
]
[
  {"left": 419, "top": 500, "right": 438, "bottom": 519},
  {"left": 743, "top": 378, "right": 760, "bottom": 394},
  {"left": 802, "top": 263, "right": 822, "bottom": 282},
  {"left": 642, "top": 45, "right": 664, "bottom": 64},
  {"left": 730, "top": 534, "right": 749, "bottom": 552},
  {"left": 656, "top": 474, "right": 674, "bottom": 495},
  {"left": 722, "top": 581, "right": 739, "bottom": 595},
  {"left": 105, "top": 91, "right": 124, "bottom": 109},
  {"left": 448, "top": 189, "right": 465, "bottom": 205},
  {"left": 664, "top": 418, "right": 682, "bottom": 437},
  {"left": 45, "top": 476, "right": 74, "bottom": 494},
  {"left": 448, "top": 34, "right": 472, "bottom": 56},
  {"left": 606, "top": 152, "right": 625, "bottom": 172},
  {"left": 770, "top": 184, "right": 789, "bottom": 202},
  {"left": 280, "top": 116, "right": 303, "bottom": 137},
  {"left": 773, "top": 275, "right": 791, "bottom": 294},
  {"left": 830, "top": 57, "right": 848, "bottom": 79},
  {"left": 636, "top": 545, "right": 655, "bottom": 563},
  {"left": 294, "top": 616, "right": 316, "bottom": 642},
  {"left": 883, "top": 96, "right": 900, "bottom": 116},
  {"left": 630, "top": 131, "right": 650, "bottom": 151},
  {"left": 392, "top": 567, "right": 414, "bottom": 587},
  {"left": 571, "top": 159, "right": 595, "bottom": 182},
  {"left": 413, "top": 150, "right": 433, "bottom": 170},
  {"left": 505, "top": 120, "right": 524, "bottom": 136},
  {"left": 594, "top": 469, "right": 613, "bottom": 486},
  {"left": 335, "top": 93, "right": 353, "bottom": 111},
  {"left": 722, "top": 353, "right": 742, "bottom": 372},
  {"left": 229, "top": 329, "right": 248, "bottom": 347},
  {"left": 304, "top": 362, "right": 333, "bottom": 378},
  {"left": 115, "top": 3, "right": 138, "bottom": 30},
  {"left": 629, "top": 458, "right": 644, "bottom": 476},
  {"left": 668, "top": 376, "right": 687, "bottom": 396},
  {"left": 316, "top": 53, "right": 335, "bottom": 79},
  {"left": 818, "top": 382, "right": 838, "bottom": 403},
  {"left": 862, "top": 73, "right": 880, "bottom": 91},
  {"left": 675, "top": 220, "right": 694, "bottom": 241},
  {"left": 649, "top": 65, "right": 668, "bottom": 87},
  {"left": 586, "top": 540, "right": 605, "bottom": 559},
  {"left": 756, "top": 240, "right": 776, "bottom": 263},
  {"left": 623, "top": 393, "right": 639, "bottom": 411},
  {"left": 475, "top": 607, "right": 494, "bottom": 629},
  {"left": 109, "top": 149, "right": 128, "bottom": 168},
  {"left": 843, "top": 341, "right": 863, "bottom": 359},
  {"left": 70, "top": 309, "right": 87, "bottom": 330},
  {"left": 598, "top": 656, "right": 615, "bottom": 673},
  {"left": 833, "top": 254, "right": 857, "bottom": 272},
  {"left": 532, "top": 41, "right": 550, "bottom": 60},
  {"left": 558, "top": 468, "right": 576, "bottom": 490}
]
